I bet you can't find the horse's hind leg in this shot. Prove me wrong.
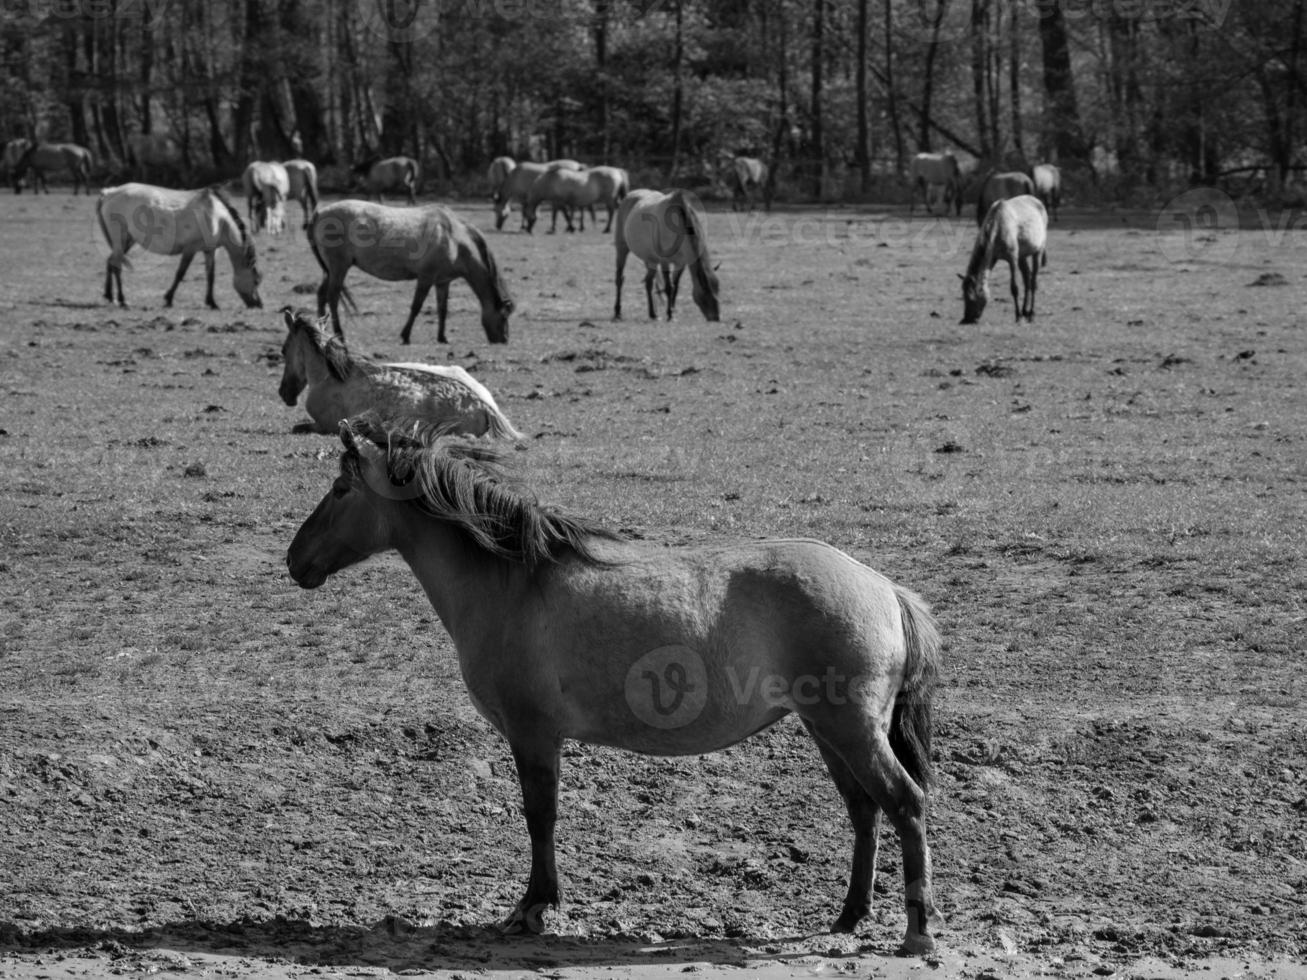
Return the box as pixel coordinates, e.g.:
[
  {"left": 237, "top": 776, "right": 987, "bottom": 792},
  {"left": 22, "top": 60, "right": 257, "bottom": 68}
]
[
  {"left": 613, "top": 246, "right": 628, "bottom": 321},
  {"left": 500, "top": 738, "right": 563, "bottom": 934},
  {"left": 805, "top": 716, "right": 940, "bottom": 955},
  {"left": 666, "top": 267, "right": 683, "bottom": 321},
  {"left": 801, "top": 719, "right": 883, "bottom": 934},
  {"left": 1008, "top": 259, "right": 1021, "bottom": 323},
  {"left": 1024, "top": 256, "right": 1038, "bottom": 321},
  {"left": 203, "top": 251, "right": 218, "bottom": 309},
  {"left": 400, "top": 281, "right": 434, "bottom": 345},
  {"left": 643, "top": 266, "right": 658, "bottom": 319},
  {"left": 163, "top": 252, "right": 197, "bottom": 308}
]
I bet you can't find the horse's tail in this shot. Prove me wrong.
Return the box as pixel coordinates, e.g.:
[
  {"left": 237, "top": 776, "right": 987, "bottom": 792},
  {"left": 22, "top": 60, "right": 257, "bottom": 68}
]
[
  {"left": 890, "top": 584, "right": 941, "bottom": 793},
  {"left": 616, "top": 168, "right": 630, "bottom": 203},
  {"left": 306, "top": 210, "right": 358, "bottom": 314},
  {"left": 482, "top": 402, "right": 525, "bottom": 442}
]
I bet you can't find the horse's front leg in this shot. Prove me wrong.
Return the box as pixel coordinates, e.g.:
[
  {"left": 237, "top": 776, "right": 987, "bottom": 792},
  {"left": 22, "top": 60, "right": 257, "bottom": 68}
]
[
  {"left": 434, "top": 282, "right": 451, "bottom": 344},
  {"left": 400, "top": 281, "right": 434, "bottom": 345},
  {"left": 163, "top": 251, "right": 197, "bottom": 308},
  {"left": 500, "top": 740, "right": 562, "bottom": 935},
  {"left": 613, "top": 246, "right": 627, "bottom": 321}
]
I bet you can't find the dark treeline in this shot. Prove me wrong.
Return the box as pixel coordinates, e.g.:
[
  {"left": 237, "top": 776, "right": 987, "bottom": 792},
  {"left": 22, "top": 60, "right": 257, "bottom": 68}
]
[{"left": 1, "top": 0, "right": 1303, "bottom": 201}]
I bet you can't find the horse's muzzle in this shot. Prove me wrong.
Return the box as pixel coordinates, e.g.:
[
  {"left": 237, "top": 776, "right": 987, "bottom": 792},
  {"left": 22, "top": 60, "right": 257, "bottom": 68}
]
[{"left": 286, "top": 551, "right": 325, "bottom": 589}]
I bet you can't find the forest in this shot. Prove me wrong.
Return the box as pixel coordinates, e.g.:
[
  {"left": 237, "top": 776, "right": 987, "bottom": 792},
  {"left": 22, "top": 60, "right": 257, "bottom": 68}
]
[{"left": 0, "top": 0, "right": 1303, "bottom": 203}]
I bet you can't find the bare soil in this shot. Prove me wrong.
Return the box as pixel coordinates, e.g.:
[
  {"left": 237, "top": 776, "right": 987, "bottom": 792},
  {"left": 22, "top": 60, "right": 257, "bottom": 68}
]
[{"left": 1, "top": 192, "right": 1304, "bottom": 980}]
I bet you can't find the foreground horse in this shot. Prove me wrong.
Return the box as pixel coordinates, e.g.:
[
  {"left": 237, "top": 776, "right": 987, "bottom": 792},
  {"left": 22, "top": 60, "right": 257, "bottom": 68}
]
[
  {"left": 614, "top": 189, "right": 720, "bottom": 322},
  {"left": 490, "top": 158, "right": 584, "bottom": 231},
  {"left": 908, "top": 152, "right": 959, "bottom": 215},
  {"left": 1031, "top": 164, "right": 1061, "bottom": 222},
  {"left": 277, "top": 308, "right": 523, "bottom": 438},
  {"left": 242, "top": 161, "right": 291, "bottom": 234},
  {"left": 14, "top": 142, "right": 93, "bottom": 194},
  {"left": 353, "top": 155, "right": 421, "bottom": 205},
  {"left": 287, "top": 416, "right": 944, "bottom": 954},
  {"left": 727, "top": 155, "right": 769, "bottom": 212},
  {"left": 284, "top": 159, "right": 319, "bottom": 228},
  {"left": 308, "top": 200, "right": 512, "bottom": 344},
  {"left": 960, "top": 194, "right": 1047, "bottom": 324},
  {"left": 97, "top": 183, "right": 263, "bottom": 309},
  {"left": 976, "top": 170, "right": 1035, "bottom": 225},
  {"left": 523, "top": 165, "right": 629, "bottom": 234}
]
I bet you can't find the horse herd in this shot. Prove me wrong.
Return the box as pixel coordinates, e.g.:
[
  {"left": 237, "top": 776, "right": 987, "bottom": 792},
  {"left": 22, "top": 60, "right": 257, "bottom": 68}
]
[{"left": 15, "top": 147, "right": 1065, "bottom": 952}]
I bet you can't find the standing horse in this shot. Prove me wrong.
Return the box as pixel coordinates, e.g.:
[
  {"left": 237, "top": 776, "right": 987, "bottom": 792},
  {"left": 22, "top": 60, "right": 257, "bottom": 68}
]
[
  {"left": 353, "top": 155, "right": 420, "bottom": 205},
  {"left": 491, "top": 158, "right": 584, "bottom": 231},
  {"left": 1031, "top": 163, "right": 1061, "bottom": 222},
  {"left": 242, "top": 160, "right": 291, "bottom": 234},
  {"left": 97, "top": 183, "right": 263, "bottom": 309},
  {"left": 523, "top": 165, "right": 629, "bottom": 234},
  {"left": 126, "top": 133, "right": 184, "bottom": 185},
  {"left": 3, "top": 138, "right": 32, "bottom": 191},
  {"left": 727, "top": 155, "right": 769, "bottom": 212},
  {"left": 613, "top": 188, "right": 720, "bottom": 322},
  {"left": 277, "top": 308, "right": 523, "bottom": 438},
  {"left": 976, "top": 170, "right": 1035, "bottom": 225},
  {"left": 13, "top": 142, "right": 93, "bottom": 195},
  {"left": 308, "top": 200, "right": 513, "bottom": 345},
  {"left": 960, "top": 194, "right": 1048, "bottom": 324},
  {"left": 287, "top": 416, "right": 944, "bottom": 954},
  {"left": 284, "top": 159, "right": 319, "bottom": 229},
  {"left": 908, "top": 152, "right": 959, "bottom": 215}
]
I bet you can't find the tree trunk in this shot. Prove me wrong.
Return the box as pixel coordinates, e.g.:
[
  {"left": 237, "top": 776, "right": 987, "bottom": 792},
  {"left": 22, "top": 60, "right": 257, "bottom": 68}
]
[
  {"left": 970, "top": 0, "right": 991, "bottom": 159},
  {"left": 381, "top": 41, "right": 413, "bottom": 157},
  {"left": 139, "top": 3, "right": 154, "bottom": 135},
  {"left": 1009, "top": 0, "right": 1022, "bottom": 160},
  {"left": 668, "top": 0, "right": 684, "bottom": 179},
  {"left": 766, "top": 0, "right": 789, "bottom": 204},
  {"left": 593, "top": 0, "right": 610, "bottom": 160},
  {"left": 885, "top": 0, "right": 904, "bottom": 172},
  {"left": 918, "top": 0, "right": 948, "bottom": 151},
  {"left": 855, "top": 0, "right": 870, "bottom": 192},
  {"left": 233, "top": 0, "right": 264, "bottom": 164},
  {"left": 810, "top": 0, "right": 824, "bottom": 197},
  {"left": 1037, "top": 0, "right": 1087, "bottom": 163}
]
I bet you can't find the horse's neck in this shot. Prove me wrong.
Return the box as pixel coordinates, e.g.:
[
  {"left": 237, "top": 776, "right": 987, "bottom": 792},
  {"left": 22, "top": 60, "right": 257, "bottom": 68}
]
[
  {"left": 966, "top": 224, "right": 998, "bottom": 281},
  {"left": 393, "top": 512, "right": 522, "bottom": 645},
  {"left": 456, "top": 245, "right": 500, "bottom": 308},
  {"left": 303, "top": 337, "right": 343, "bottom": 387}
]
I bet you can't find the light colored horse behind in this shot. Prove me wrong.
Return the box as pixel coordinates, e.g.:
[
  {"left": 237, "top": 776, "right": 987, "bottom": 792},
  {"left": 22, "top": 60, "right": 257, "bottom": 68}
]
[
  {"left": 1032, "top": 164, "right": 1061, "bottom": 222},
  {"left": 960, "top": 194, "right": 1048, "bottom": 324},
  {"left": 3, "top": 138, "right": 32, "bottom": 190},
  {"left": 283, "top": 159, "right": 319, "bottom": 228},
  {"left": 242, "top": 161, "right": 291, "bottom": 234},
  {"left": 976, "top": 170, "right": 1035, "bottom": 225},
  {"left": 727, "top": 155, "right": 768, "bottom": 211},
  {"left": 14, "top": 142, "right": 93, "bottom": 194},
  {"left": 308, "top": 200, "right": 513, "bottom": 344},
  {"left": 97, "top": 183, "right": 263, "bottom": 309},
  {"left": 908, "top": 152, "right": 959, "bottom": 215},
  {"left": 614, "top": 188, "right": 720, "bottom": 322},
  {"left": 524, "top": 165, "right": 629, "bottom": 234},
  {"left": 126, "top": 133, "right": 184, "bottom": 184},
  {"left": 354, "top": 155, "right": 420, "bottom": 205},
  {"left": 277, "top": 307, "right": 524, "bottom": 438},
  {"left": 490, "top": 158, "right": 584, "bottom": 231}
]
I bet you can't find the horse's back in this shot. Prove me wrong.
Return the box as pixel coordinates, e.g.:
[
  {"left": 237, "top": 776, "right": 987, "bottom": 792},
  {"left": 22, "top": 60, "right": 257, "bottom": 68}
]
[
  {"left": 315, "top": 200, "right": 463, "bottom": 276},
  {"left": 989, "top": 195, "right": 1048, "bottom": 255},
  {"left": 284, "top": 159, "right": 317, "bottom": 192},
  {"left": 620, "top": 189, "right": 706, "bottom": 269},
  {"left": 531, "top": 165, "right": 588, "bottom": 204}
]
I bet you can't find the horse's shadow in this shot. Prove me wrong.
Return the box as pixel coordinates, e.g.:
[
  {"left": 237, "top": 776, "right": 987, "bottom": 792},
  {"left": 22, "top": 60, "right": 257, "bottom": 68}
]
[{"left": 0, "top": 917, "right": 902, "bottom": 972}]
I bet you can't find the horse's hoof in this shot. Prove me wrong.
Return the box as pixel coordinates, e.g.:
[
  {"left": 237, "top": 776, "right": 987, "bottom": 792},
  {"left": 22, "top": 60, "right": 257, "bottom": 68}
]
[
  {"left": 498, "top": 902, "right": 548, "bottom": 936},
  {"left": 830, "top": 912, "right": 863, "bottom": 934},
  {"left": 896, "top": 933, "right": 937, "bottom": 957}
]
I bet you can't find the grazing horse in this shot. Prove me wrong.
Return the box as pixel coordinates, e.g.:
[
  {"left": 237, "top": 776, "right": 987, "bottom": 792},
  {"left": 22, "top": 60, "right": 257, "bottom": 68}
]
[
  {"left": 976, "top": 170, "right": 1035, "bottom": 225},
  {"left": 3, "top": 138, "right": 32, "bottom": 191},
  {"left": 960, "top": 194, "right": 1048, "bottom": 324},
  {"left": 277, "top": 308, "right": 523, "bottom": 438},
  {"left": 613, "top": 188, "right": 720, "bottom": 322},
  {"left": 353, "top": 155, "right": 420, "bottom": 205},
  {"left": 13, "top": 142, "right": 93, "bottom": 195},
  {"left": 242, "top": 160, "right": 291, "bottom": 234},
  {"left": 287, "top": 416, "right": 944, "bottom": 954},
  {"left": 283, "top": 159, "right": 319, "bottom": 228},
  {"left": 97, "top": 183, "right": 263, "bottom": 309},
  {"left": 1031, "top": 163, "right": 1061, "bottom": 222},
  {"left": 490, "top": 158, "right": 584, "bottom": 231},
  {"left": 727, "top": 155, "right": 769, "bottom": 212},
  {"left": 908, "top": 152, "right": 959, "bottom": 215},
  {"left": 308, "top": 200, "right": 513, "bottom": 345}
]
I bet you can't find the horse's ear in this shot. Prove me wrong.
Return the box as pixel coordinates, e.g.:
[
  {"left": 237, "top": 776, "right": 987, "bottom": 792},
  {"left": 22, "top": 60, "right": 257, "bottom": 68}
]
[
  {"left": 713, "top": 262, "right": 722, "bottom": 272},
  {"left": 957, "top": 273, "right": 965, "bottom": 280},
  {"left": 314, "top": 311, "right": 331, "bottom": 333},
  {"left": 281, "top": 306, "right": 296, "bottom": 330}
]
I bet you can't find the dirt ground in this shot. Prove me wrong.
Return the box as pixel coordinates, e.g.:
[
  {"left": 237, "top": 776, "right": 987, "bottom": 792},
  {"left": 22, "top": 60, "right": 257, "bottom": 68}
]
[{"left": 1, "top": 190, "right": 1304, "bottom": 980}]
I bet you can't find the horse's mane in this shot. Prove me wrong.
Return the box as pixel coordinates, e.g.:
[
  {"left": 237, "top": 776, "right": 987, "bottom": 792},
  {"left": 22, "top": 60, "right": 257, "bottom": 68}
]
[
  {"left": 669, "top": 190, "right": 719, "bottom": 297},
  {"left": 209, "top": 185, "right": 254, "bottom": 251},
  {"left": 468, "top": 224, "right": 514, "bottom": 314},
  {"left": 344, "top": 416, "right": 621, "bottom": 568},
  {"left": 286, "top": 308, "right": 353, "bottom": 381}
]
